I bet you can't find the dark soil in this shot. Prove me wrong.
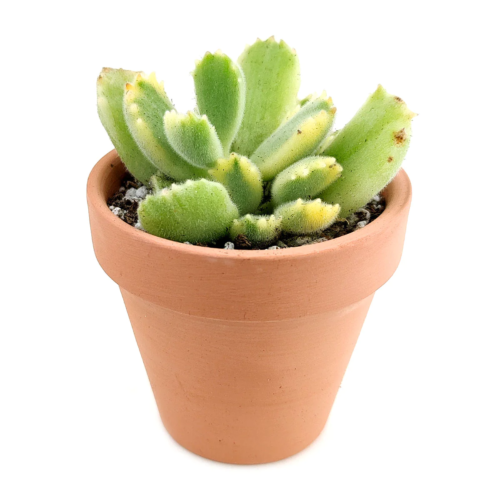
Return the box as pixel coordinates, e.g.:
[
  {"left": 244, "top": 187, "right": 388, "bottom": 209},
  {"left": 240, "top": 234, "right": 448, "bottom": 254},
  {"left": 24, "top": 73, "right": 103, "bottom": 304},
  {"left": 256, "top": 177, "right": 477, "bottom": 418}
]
[
  {"left": 107, "top": 173, "right": 142, "bottom": 226},
  {"left": 107, "top": 173, "right": 386, "bottom": 250}
]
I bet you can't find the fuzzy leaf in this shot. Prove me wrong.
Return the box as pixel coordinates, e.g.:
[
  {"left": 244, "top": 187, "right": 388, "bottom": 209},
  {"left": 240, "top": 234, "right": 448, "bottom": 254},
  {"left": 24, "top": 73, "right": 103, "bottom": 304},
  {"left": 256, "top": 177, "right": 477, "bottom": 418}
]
[
  {"left": 138, "top": 179, "right": 239, "bottom": 243},
  {"left": 209, "top": 153, "right": 263, "bottom": 214},
  {"left": 255, "top": 200, "right": 275, "bottom": 216},
  {"left": 280, "top": 104, "right": 301, "bottom": 124},
  {"left": 97, "top": 68, "right": 157, "bottom": 184},
  {"left": 314, "top": 131, "right": 338, "bottom": 154},
  {"left": 250, "top": 95, "right": 336, "bottom": 181},
  {"left": 232, "top": 37, "right": 301, "bottom": 157},
  {"left": 320, "top": 85, "right": 415, "bottom": 216},
  {"left": 275, "top": 198, "right": 340, "bottom": 234},
  {"left": 123, "top": 73, "right": 208, "bottom": 181},
  {"left": 279, "top": 93, "right": 320, "bottom": 128},
  {"left": 229, "top": 214, "right": 282, "bottom": 246},
  {"left": 150, "top": 172, "right": 173, "bottom": 193},
  {"left": 272, "top": 156, "right": 342, "bottom": 206},
  {"left": 299, "top": 94, "right": 316, "bottom": 107},
  {"left": 163, "top": 111, "right": 224, "bottom": 168},
  {"left": 193, "top": 51, "right": 245, "bottom": 156}
]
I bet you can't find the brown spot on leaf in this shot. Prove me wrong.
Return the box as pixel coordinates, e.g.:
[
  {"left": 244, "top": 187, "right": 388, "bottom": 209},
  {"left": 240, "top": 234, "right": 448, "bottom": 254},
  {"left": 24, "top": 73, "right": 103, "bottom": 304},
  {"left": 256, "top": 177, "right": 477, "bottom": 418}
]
[
  {"left": 394, "top": 128, "right": 406, "bottom": 145},
  {"left": 387, "top": 157, "right": 394, "bottom": 163},
  {"left": 297, "top": 129, "right": 302, "bottom": 134},
  {"left": 394, "top": 96, "right": 404, "bottom": 103}
]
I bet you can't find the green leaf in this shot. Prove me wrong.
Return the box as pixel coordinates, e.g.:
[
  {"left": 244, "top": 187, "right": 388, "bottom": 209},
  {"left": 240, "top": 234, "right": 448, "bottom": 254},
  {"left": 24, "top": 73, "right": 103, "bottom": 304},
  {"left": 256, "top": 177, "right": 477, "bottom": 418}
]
[
  {"left": 314, "top": 131, "right": 338, "bottom": 154},
  {"left": 209, "top": 153, "right": 263, "bottom": 214},
  {"left": 97, "top": 68, "right": 157, "bottom": 184},
  {"left": 138, "top": 179, "right": 239, "bottom": 243},
  {"left": 272, "top": 156, "right": 342, "bottom": 206},
  {"left": 150, "top": 171, "right": 173, "bottom": 193},
  {"left": 251, "top": 95, "right": 336, "bottom": 181},
  {"left": 123, "top": 73, "right": 208, "bottom": 181},
  {"left": 275, "top": 198, "right": 340, "bottom": 234},
  {"left": 320, "top": 85, "right": 415, "bottom": 215},
  {"left": 232, "top": 37, "right": 301, "bottom": 157},
  {"left": 193, "top": 51, "right": 246, "bottom": 156},
  {"left": 229, "top": 214, "right": 282, "bottom": 246},
  {"left": 163, "top": 111, "right": 224, "bottom": 168}
]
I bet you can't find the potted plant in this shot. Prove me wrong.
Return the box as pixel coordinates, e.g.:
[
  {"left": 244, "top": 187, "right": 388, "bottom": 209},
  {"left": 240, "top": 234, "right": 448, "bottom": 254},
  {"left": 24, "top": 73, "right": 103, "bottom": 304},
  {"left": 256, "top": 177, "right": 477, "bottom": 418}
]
[{"left": 87, "top": 37, "right": 414, "bottom": 464}]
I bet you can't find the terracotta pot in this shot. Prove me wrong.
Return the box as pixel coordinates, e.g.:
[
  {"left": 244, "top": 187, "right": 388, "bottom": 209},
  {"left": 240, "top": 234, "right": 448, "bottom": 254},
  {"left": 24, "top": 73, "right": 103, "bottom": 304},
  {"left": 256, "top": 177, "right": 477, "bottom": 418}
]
[{"left": 87, "top": 150, "right": 412, "bottom": 464}]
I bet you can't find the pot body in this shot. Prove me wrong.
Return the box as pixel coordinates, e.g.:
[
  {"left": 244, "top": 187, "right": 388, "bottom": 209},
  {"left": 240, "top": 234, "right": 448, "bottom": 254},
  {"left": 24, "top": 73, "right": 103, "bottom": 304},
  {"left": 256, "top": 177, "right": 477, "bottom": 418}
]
[
  {"left": 87, "top": 150, "right": 412, "bottom": 464},
  {"left": 122, "top": 288, "right": 373, "bottom": 464}
]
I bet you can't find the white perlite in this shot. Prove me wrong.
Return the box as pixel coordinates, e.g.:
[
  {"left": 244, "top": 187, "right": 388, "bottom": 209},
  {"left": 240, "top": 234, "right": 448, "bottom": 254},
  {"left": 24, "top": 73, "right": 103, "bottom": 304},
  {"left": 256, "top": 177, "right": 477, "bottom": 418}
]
[
  {"left": 124, "top": 188, "right": 137, "bottom": 200},
  {"left": 267, "top": 246, "right": 280, "bottom": 250},
  {"left": 224, "top": 242, "right": 235, "bottom": 250},
  {"left": 346, "top": 214, "right": 358, "bottom": 225},
  {"left": 111, "top": 206, "right": 122, "bottom": 216},
  {"left": 134, "top": 221, "right": 144, "bottom": 231},
  {"left": 135, "top": 186, "right": 148, "bottom": 199},
  {"left": 357, "top": 208, "right": 371, "bottom": 221},
  {"left": 125, "top": 186, "right": 149, "bottom": 201},
  {"left": 357, "top": 221, "right": 368, "bottom": 229}
]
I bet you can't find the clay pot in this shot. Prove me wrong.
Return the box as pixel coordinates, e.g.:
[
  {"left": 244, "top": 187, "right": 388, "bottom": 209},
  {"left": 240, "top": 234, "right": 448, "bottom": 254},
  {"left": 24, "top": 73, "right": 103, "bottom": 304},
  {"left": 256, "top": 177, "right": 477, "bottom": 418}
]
[{"left": 87, "top": 150, "right": 412, "bottom": 464}]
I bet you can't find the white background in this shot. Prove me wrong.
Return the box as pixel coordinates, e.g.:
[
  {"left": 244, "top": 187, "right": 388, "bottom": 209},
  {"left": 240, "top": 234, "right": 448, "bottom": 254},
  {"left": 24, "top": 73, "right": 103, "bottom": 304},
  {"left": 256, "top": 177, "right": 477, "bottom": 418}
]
[{"left": 1, "top": 0, "right": 499, "bottom": 498}]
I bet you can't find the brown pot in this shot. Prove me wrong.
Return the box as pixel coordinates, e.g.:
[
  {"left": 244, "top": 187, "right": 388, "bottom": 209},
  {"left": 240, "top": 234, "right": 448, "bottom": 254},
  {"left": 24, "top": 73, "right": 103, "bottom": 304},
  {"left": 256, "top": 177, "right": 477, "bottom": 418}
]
[{"left": 87, "top": 150, "right": 412, "bottom": 464}]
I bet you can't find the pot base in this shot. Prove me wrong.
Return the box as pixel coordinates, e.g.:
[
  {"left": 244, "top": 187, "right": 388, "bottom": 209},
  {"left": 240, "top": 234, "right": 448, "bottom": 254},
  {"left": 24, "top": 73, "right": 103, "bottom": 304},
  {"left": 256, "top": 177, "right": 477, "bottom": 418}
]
[{"left": 121, "top": 288, "right": 374, "bottom": 464}]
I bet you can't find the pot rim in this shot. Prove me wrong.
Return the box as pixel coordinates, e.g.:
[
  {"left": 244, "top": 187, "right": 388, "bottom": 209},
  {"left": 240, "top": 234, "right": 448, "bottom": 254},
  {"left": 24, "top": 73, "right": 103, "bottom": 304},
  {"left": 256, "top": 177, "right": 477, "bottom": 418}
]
[{"left": 87, "top": 149, "right": 412, "bottom": 262}]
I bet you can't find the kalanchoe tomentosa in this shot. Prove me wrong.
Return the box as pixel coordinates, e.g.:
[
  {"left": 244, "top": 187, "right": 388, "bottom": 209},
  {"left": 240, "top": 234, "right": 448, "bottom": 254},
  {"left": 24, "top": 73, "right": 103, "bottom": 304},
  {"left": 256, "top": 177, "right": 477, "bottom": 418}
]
[{"left": 97, "top": 37, "right": 415, "bottom": 245}]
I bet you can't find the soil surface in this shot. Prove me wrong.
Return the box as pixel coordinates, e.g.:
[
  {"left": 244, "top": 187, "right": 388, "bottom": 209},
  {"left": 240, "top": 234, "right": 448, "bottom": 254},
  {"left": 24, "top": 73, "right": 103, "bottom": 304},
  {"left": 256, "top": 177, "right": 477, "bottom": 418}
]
[{"left": 107, "top": 172, "right": 386, "bottom": 250}]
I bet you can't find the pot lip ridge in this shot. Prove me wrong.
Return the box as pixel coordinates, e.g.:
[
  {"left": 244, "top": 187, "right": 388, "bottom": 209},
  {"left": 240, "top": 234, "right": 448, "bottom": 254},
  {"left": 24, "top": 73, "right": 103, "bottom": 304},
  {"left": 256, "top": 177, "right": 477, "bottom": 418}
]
[{"left": 87, "top": 150, "right": 412, "bottom": 262}]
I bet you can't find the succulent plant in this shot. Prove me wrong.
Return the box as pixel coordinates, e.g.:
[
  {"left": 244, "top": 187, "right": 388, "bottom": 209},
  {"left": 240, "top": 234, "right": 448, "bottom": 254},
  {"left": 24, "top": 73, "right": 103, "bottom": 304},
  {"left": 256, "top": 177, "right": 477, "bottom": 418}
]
[{"left": 97, "top": 37, "right": 415, "bottom": 246}]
